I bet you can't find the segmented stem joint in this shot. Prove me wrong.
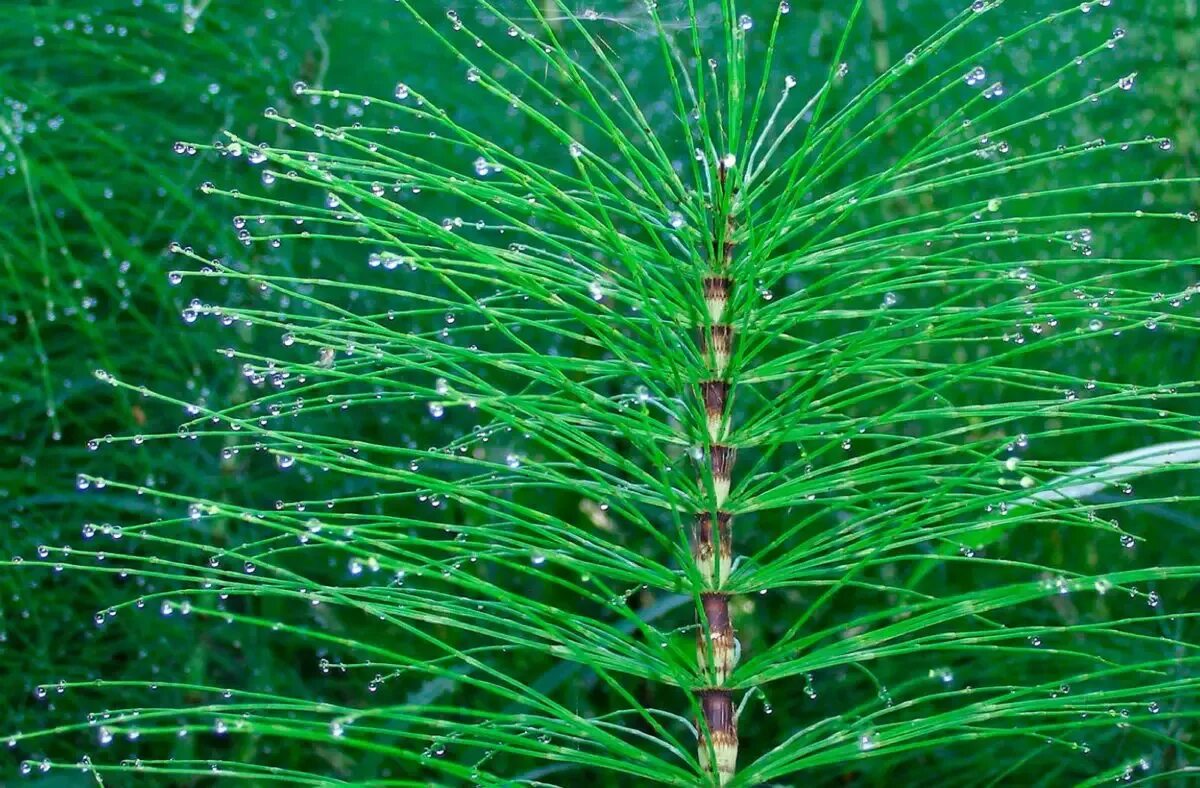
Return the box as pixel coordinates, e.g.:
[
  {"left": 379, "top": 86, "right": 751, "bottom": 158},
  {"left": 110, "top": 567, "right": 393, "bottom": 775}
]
[{"left": 694, "top": 166, "right": 739, "bottom": 786}]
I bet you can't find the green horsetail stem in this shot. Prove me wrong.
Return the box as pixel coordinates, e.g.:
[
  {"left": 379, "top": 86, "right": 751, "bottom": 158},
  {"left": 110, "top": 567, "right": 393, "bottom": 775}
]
[{"left": 696, "top": 160, "right": 739, "bottom": 785}]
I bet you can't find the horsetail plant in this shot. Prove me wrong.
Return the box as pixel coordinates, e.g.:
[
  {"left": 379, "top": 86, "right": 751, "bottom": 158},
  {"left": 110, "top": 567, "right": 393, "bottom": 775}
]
[{"left": 12, "top": 1, "right": 1200, "bottom": 784}]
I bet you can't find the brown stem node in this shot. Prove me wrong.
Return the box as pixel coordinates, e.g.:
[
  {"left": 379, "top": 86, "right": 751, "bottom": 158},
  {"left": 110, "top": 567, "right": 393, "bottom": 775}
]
[
  {"left": 707, "top": 444, "right": 736, "bottom": 507},
  {"left": 703, "top": 276, "right": 732, "bottom": 323},
  {"left": 696, "top": 688, "right": 738, "bottom": 784},
  {"left": 700, "top": 380, "right": 730, "bottom": 440},
  {"left": 692, "top": 512, "right": 733, "bottom": 587},
  {"left": 700, "top": 325, "right": 733, "bottom": 374}
]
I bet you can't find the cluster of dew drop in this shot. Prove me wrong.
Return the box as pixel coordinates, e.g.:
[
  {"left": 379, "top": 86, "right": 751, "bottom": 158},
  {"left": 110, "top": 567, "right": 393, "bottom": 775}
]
[
  {"left": 833, "top": 2, "right": 1189, "bottom": 769},
  {"left": 112, "top": 223, "right": 548, "bottom": 587},
  {"left": 944, "top": 1, "right": 1197, "bottom": 358},
  {"left": 7, "top": 8, "right": 425, "bottom": 786},
  {"left": 48, "top": 241, "right": 558, "bottom": 772}
]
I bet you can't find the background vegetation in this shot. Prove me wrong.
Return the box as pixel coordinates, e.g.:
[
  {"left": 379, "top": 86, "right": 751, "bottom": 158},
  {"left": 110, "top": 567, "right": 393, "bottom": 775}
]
[{"left": 1, "top": 1, "right": 1198, "bottom": 785}]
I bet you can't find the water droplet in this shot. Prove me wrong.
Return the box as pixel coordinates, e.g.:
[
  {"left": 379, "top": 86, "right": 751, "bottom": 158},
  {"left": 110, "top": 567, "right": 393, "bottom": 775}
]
[{"left": 737, "top": 14, "right": 753, "bottom": 30}]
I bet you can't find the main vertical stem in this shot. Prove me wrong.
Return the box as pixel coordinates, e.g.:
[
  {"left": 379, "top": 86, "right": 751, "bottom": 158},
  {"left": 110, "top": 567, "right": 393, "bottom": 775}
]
[{"left": 693, "top": 163, "right": 738, "bottom": 785}]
